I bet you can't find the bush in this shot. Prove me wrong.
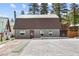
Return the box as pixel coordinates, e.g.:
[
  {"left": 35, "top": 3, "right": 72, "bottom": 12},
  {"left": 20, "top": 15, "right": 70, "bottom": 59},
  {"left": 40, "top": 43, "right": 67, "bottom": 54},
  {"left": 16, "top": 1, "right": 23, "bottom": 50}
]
[
  {"left": 11, "top": 34, "right": 15, "bottom": 38},
  {"left": 6, "top": 37, "right": 9, "bottom": 40}
]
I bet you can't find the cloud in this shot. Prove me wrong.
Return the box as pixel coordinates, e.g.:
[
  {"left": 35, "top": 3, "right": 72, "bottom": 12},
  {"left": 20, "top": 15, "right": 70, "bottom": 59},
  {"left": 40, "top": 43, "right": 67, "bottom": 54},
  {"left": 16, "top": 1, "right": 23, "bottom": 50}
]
[
  {"left": 22, "top": 4, "right": 26, "bottom": 9},
  {"left": 10, "top": 4, "right": 16, "bottom": 9}
]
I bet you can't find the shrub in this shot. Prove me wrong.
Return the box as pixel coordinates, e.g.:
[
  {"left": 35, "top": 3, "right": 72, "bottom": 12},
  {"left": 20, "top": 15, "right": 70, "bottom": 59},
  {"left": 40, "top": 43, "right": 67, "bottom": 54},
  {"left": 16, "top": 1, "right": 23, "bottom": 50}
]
[{"left": 11, "top": 34, "right": 15, "bottom": 38}]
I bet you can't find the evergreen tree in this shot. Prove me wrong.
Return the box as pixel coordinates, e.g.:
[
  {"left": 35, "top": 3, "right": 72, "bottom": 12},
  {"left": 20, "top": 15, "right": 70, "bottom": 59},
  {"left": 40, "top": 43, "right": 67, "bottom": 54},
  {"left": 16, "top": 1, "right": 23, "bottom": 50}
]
[
  {"left": 60, "top": 3, "right": 69, "bottom": 23},
  {"left": 70, "top": 3, "right": 79, "bottom": 25},
  {"left": 28, "top": 3, "right": 39, "bottom": 15},
  {"left": 52, "top": 3, "right": 61, "bottom": 21},
  {"left": 40, "top": 3, "right": 48, "bottom": 14},
  {"left": 52, "top": 3, "right": 68, "bottom": 22}
]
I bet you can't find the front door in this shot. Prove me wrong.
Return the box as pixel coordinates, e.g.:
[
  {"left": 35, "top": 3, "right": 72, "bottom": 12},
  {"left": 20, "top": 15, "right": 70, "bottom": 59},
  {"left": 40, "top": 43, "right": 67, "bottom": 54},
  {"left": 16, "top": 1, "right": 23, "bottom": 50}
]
[{"left": 30, "top": 30, "right": 34, "bottom": 39}]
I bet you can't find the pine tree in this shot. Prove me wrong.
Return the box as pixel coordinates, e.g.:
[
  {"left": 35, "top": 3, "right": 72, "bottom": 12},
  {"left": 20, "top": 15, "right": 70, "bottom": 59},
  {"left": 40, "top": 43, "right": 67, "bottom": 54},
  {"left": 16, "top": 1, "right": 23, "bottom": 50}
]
[
  {"left": 60, "top": 3, "right": 69, "bottom": 22},
  {"left": 40, "top": 3, "right": 48, "bottom": 14},
  {"left": 52, "top": 3, "right": 61, "bottom": 21},
  {"left": 28, "top": 3, "right": 39, "bottom": 15},
  {"left": 70, "top": 3, "right": 79, "bottom": 25},
  {"left": 52, "top": 3, "right": 68, "bottom": 22}
]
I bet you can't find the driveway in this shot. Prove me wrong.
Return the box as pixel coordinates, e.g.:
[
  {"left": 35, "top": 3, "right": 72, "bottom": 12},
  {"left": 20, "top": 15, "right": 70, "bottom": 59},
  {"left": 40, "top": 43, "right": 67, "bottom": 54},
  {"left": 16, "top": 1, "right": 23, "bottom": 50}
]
[
  {"left": 21, "top": 39, "right": 79, "bottom": 56},
  {"left": 0, "top": 39, "right": 30, "bottom": 56},
  {"left": 1, "top": 39, "right": 79, "bottom": 56}
]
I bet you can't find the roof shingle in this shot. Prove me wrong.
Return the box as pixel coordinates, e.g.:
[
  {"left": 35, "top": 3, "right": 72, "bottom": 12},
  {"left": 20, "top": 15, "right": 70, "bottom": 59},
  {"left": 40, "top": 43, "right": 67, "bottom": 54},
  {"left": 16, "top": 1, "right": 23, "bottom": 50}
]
[{"left": 14, "top": 18, "right": 61, "bottom": 29}]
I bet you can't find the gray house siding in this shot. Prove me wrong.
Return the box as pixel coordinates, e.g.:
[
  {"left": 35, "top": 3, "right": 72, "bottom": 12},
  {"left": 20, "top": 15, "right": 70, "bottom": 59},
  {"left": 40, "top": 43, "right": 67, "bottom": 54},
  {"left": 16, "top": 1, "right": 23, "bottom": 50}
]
[
  {"left": 15, "top": 29, "right": 60, "bottom": 39},
  {"left": 15, "top": 29, "right": 30, "bottom": 39}
]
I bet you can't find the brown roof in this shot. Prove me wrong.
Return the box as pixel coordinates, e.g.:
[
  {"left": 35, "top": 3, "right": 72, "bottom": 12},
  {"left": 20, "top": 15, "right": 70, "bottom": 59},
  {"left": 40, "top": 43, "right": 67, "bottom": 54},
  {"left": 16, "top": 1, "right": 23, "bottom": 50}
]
[
  {"left": 68, "top": 26, "right": 78, "bottom": 30},
  {"left": 14, "top": 18, "right": 61, "bottom": 29}
]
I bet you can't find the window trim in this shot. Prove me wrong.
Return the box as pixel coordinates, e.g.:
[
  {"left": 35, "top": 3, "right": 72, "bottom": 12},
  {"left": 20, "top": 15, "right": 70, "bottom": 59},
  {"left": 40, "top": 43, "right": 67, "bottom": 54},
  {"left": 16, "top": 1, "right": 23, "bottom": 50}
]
[
  {"left": 19, "top": 30, "right": 25, "bottom": 35},
  {"left": 48, "top": 31, "right": 53, "bottom": 36},
  {"left": 40, "top": 31, "right": 44, "bottom": 36},
  {"left": 20, "top": 33, "right": 25, "bottom": 35}
]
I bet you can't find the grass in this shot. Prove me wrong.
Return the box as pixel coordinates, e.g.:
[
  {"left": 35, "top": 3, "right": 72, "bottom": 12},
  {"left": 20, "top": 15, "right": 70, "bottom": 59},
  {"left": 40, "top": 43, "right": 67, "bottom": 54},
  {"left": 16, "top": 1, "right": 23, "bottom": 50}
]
[
  {"left": 0, "top": 35, "right": 13, "bottom": 45},
  {"left": 0, "top": 35, "right": 5, "bottom": 42}
]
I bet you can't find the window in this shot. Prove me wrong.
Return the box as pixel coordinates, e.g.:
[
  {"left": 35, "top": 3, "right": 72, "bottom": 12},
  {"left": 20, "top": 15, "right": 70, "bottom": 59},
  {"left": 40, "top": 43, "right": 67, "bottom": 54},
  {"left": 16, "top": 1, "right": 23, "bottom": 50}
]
[
  {"left": 20, "top": 30, "right": 25, "bottom": 35},
  {"left": 20, "top": 33, "right": 24, "bottom": 35},
  {"left": 40, "top": 31, "right": 44, "bottom": 36},
  {"left": 48, "top": 31, "right": 53, "bottom": 36},
  {"left": 41, "top": 33, "right": 44, "bottom": 36}
]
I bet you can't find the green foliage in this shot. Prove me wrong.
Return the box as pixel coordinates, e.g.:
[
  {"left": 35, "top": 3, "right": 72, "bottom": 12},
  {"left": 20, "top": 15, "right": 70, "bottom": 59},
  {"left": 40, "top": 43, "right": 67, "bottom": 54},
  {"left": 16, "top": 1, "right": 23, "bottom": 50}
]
[
  {"left": 52, "top": 3, "right": 60, "bottom": 16},
  {"left": 27, "top": 3, "right": 79, "bottom": 24},
  {"left": 28, "top": 3, "right": 39, "bottom": 14},
  {"left": 71, "top": 15, "right": 79, "bottom": 24},
  {"left": 52, "top": 3, "right": 68, "bottom": 22},
  {"left": 70, "top": 3, "right": 79, "bottom": 25},
  {"left": 40, "top": 3, "right": 48, "bottom": 14}
]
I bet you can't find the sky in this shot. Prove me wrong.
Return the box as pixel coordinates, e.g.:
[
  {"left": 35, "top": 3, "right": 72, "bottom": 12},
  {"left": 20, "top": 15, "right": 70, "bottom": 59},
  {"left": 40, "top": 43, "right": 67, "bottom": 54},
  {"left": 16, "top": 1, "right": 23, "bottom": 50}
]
[
  {"left": 0, "top": 3, "right": 30, "bottom": 20},
  {"left": 0, "top": 3, "right": 70, "bottom": 20}
]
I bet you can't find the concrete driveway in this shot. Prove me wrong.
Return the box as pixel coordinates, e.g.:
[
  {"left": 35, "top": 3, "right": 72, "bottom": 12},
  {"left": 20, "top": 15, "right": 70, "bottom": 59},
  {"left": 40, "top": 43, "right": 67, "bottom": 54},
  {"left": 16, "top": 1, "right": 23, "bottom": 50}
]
[
  {"left": 1, "top": 39, "right": 79, "bottom": 56},
  {"left": 0, "top": 39, "right": 30, "bottom": 56},
  {"left": 21, "top": 39, "right": 79, "bottom": 56}
]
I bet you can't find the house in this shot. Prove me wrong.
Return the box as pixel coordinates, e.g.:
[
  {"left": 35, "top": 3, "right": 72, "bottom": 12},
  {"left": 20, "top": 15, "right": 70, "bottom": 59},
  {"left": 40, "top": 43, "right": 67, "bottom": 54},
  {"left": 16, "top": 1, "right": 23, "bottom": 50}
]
[
  {"left": 14, "top": 14, "right": 61, "bottom": 39},
  {"left": 0, "top": 17, "right": 11, "bottom": 39}
]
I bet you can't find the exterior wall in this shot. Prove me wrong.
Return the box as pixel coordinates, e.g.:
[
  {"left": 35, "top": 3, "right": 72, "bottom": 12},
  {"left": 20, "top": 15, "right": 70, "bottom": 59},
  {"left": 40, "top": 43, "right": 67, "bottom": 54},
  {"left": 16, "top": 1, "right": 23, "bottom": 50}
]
[
  {"left": 15, "top": 29, "right": 30, "bottom": 39},
  {"left": 15, "top": 29, "right": 60, "bottom": 39}
]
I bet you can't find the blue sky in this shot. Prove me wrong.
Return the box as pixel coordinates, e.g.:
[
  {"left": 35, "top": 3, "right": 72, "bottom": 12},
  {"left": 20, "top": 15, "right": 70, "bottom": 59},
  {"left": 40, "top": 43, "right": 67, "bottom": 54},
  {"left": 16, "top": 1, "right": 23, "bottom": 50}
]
[
  {"left": 0, "top": 3, "right": 30, "bottom": 20},
  {"left": 0, "top": 3, "right": 70, "bottom": 20}
]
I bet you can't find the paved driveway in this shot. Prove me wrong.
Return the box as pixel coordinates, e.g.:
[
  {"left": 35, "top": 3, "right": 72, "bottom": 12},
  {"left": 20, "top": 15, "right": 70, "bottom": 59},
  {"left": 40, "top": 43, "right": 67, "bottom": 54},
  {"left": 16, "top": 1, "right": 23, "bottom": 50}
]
[
  {"left": 21, "top": 39, "right": 79, "bottom": 56},
  {"left": 1, "top": 39, "right": 79, "bottom": 56},
  {"left": 0, "top": 39, "right": 30, "bottom": 56}
]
